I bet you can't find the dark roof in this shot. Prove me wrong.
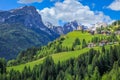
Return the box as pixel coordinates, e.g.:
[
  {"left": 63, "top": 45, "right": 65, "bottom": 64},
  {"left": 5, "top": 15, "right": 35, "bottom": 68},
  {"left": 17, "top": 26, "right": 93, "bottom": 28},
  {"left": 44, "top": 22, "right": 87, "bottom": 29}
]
[{"left": 100, "top": 40, "right": 108, "bottom": 43}]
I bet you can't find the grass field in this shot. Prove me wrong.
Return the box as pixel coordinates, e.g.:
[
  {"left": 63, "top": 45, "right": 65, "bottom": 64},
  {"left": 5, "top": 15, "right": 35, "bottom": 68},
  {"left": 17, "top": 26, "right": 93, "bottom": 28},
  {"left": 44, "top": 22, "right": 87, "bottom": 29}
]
[
  {"left": 62, "top": 31, "right": 107, "bottom": 47},
  {"left": 7, "top": 48, "right": 90, "bottom": 71}
]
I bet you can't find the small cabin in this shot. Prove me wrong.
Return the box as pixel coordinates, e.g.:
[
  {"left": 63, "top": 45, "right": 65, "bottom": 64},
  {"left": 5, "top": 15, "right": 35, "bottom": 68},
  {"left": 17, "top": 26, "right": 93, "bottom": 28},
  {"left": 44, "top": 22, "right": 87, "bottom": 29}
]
[
  {"left": 99, "top": 40, "right": 108, "bottom": 46},
  {"left": 101, "top": 31, "right": 111, "bottom": 35},
  {"left": 88, "top": 43, "right": 96, "bottom": 48},
  {"left": 114, "top": 42, "right": 118, "bottom": 44},
  {"left": 101, "top": 30, "right": 106, "bottom": 34},
  {"left": 77, "top": 26, "right": 82, "bottom": 30}
]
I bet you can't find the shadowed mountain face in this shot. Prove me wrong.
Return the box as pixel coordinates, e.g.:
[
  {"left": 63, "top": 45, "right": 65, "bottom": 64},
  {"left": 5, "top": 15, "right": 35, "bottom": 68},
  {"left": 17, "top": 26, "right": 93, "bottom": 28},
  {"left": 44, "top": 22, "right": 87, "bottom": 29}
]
[{"left": 0, "top": 6, "right": 59, "bottom": 60}]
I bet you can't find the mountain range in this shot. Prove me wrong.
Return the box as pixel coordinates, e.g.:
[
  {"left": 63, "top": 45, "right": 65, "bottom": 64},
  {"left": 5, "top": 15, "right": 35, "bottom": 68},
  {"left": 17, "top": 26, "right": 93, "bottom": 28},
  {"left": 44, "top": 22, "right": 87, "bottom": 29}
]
[
  {"left": 0, "top": 6, "right": 105, "bottom": 60},
  {"left": 45, "top": 20, "right": 88, "bottom": 34}
]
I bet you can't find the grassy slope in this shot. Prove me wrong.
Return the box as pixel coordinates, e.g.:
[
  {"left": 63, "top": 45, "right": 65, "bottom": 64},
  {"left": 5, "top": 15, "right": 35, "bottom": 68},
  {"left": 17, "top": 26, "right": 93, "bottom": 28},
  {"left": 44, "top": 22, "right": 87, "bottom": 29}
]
[
  {"left": 62, "top": 31, "right": 107, "bottom": 48},
  {"left": 7, "top": 31, "right": 108, "bottom": 71},
  {"left": 7, "top": 48, "right": 90, "bottom": 71}
]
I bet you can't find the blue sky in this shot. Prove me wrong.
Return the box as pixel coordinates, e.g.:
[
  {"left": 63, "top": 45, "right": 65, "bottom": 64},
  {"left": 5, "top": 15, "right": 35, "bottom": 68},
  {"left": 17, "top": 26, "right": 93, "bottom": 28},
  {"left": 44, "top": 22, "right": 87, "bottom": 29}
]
[
  {"left": 80, "top": 0, "right": 120, "bottom": 20},
  {"left": 0, "top": 0, "right": 120, "bottom": 26}
]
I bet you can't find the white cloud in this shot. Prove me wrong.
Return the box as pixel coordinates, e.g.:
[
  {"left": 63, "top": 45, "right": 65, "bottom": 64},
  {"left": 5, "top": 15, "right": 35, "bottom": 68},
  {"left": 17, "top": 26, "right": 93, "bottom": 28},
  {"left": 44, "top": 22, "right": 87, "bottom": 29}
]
[
  {"left": 18, "top": 0, "right": 43, "bottom": 4},
  {"left": 38, "top": 0, "right": 111, "bottom": 26},
  {"left": 108, "top": 0, "right": 120, "bottom": 11}
]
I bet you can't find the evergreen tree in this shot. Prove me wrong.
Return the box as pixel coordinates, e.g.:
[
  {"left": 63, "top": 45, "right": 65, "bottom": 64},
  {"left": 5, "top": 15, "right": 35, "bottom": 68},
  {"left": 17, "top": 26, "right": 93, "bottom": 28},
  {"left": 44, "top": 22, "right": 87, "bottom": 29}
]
[
  {"left": 0, "top": 58, "right": 6, "bottom": 74},
  {"left": 91, "top": 67, "right": 100, "bottom": 80},
  {"left": 82, "top": 39, "right": 87, "bottom": 48}
]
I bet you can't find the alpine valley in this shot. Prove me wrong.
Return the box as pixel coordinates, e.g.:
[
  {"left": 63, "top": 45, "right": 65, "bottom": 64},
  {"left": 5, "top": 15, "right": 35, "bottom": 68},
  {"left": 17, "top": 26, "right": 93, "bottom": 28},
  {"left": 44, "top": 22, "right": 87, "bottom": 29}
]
[{"left": 0, "top": 5, "right": 120, "bottom": 80}]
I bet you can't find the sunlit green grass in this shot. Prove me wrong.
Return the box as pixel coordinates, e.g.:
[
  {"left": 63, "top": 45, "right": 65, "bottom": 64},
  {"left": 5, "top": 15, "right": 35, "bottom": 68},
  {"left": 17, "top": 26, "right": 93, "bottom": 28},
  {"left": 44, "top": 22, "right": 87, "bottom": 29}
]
[
  {"left": 62, "top": 31, "right": 107, "bottom": 47},
  {"left": 7, "top": 48, "right": 90, "bottom": 71}
]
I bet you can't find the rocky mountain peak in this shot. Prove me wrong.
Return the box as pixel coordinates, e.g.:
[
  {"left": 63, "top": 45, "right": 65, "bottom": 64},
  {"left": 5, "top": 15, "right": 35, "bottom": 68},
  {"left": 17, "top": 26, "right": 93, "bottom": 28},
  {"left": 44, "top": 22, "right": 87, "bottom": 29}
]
[
  {"left": 44, "top": 22, "right": 54, "bottom": 29},
  {"left": 0, "top": 6, "right": 60, "bottom": 59},
  {"left": 63, "top": 20, "right": 79, "bottom": 34},
  {"left": 10, "top": 6, "right": 36, "bottom": 13},
  {"left": 0, "top": 6, "right": 45, "bottom": 29}
]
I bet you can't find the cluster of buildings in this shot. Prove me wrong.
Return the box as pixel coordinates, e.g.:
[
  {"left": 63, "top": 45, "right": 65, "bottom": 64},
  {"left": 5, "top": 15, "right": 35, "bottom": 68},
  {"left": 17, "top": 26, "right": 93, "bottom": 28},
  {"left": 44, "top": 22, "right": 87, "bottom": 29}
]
[
  {"left": 88, "top": 40, "right": 118, "bottom": 48},
  {"left": 78, "top": 22, "right": 120, "bottom": 36},
  {"left": 76, "top": 22, "right": 120, "bottom": 48},
  {"left": 77, "top": 22, "right": 108, "bottom": 31},
  {"left": 88, "top": 22, "right": 108, "bottom": 31}
]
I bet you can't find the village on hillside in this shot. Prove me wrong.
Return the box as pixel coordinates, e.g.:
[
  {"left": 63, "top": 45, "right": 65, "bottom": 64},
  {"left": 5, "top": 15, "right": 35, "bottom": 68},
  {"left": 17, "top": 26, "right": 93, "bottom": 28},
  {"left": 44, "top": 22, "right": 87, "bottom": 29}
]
[{"left": 76, "top": 21, "right": 120, "bottom": 48}]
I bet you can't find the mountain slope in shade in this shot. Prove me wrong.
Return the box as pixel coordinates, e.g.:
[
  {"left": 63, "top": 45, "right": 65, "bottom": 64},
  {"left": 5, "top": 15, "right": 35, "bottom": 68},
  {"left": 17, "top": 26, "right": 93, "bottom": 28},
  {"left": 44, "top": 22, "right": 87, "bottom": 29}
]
[{"left": 0, "top": 6, "right": 59, "bottom": 60}]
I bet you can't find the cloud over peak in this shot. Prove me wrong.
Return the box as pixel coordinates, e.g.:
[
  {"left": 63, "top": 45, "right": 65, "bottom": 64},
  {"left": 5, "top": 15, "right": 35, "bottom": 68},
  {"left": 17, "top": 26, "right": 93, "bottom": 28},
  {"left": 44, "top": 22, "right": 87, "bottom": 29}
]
[{"left": 38, "top": 0, "right": 111, "bottom": 26}]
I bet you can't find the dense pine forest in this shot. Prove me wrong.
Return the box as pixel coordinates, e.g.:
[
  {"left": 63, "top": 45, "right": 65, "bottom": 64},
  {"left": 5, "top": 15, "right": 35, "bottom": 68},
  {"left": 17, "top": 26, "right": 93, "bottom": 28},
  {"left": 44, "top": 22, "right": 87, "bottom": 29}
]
[{"left": 1, "top": 45, "right": 120, "bottom": 80}]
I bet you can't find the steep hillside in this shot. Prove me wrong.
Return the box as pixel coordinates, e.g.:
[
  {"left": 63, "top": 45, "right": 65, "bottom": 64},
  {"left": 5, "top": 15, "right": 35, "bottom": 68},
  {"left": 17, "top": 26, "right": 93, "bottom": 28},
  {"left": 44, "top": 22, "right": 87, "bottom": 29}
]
[
  {"left": 7, "top": 48, "right": 90, "bottom": 71},
  {"left": 0, "top": 6, "right": 59, "bottom": 60},
  {"left": 7, "top": 30, "right": 112, "bottom": 71},
  {"left": 36, "top": 31, "right": 108, "bottom": 58},
  {"left": 0, "top": 23, "right": 57, "bottom": 60},
  {"left": 11, "top": 31, "right": 105, "bottom": 65}
]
